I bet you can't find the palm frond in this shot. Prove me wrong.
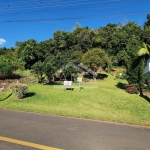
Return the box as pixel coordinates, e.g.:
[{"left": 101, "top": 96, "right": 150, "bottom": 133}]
[
  {"left": 138, "top": 48, "right": 149, "bottom": 56},
  {"left": 142, "top": 42, "right": 148, "bottom": 50},
  {"left": 147, "top": 44, "right": 150, "bottom": 49}
]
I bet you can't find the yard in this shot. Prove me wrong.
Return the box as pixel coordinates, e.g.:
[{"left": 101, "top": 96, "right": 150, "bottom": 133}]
[{"left": 0, "top": 73, "right": 150, "bottom": 126}]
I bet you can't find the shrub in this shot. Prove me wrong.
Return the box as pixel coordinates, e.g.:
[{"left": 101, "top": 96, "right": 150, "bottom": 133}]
[
  {"left": 10, "top": 84, "right": 28, "bottom": 99},
  {"left": 115, "top": 72, "right": 127, "bottom": 80},
  {"left": 125, "top": 84, "right": 138, "bottom": 94},
  {"left": 0, "top": 61, "right": 15, "bottom": 79}
]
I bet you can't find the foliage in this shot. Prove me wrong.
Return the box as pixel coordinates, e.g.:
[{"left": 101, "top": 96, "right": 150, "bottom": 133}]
[
  {"left": 144, "top": 14, "right": 150, "bottom": 29},
  {"left": 82, "top": 48, "right": 110, "bottom": 79},
  {"left": 115, "top": 71, "right": 127, "bottom": 80},
  {"left": 31, "top": 61, "right": 45, "bottom": 83},
  {"left": 0, "top": 61, "right": 15, "bottom": 78},
  {"left": 63, "top": 66, "right": 78, "bottom": 81},
  {"left": 138, "top": 43, "right": 150, "bottom": 57},
  {"left": 125, "top": 84, "right": 139, "bottom": 94},
  {"left": 72, "top": 51, "right": 83, "bottom": 64},
  {"left": 137, "top": 41, "right": 150, "bottom": 95},
  {"left": 1, "top": 15, "right": 150, "bottom": 88},
  {"left": 0, "top": 47, "right": 7, "bottom": 55},
  {"left": 43, "top": 56, "right": 57, "bottom": 83},
  {"left": 10, "top": 84, "right": 28, "bottom": 99}
]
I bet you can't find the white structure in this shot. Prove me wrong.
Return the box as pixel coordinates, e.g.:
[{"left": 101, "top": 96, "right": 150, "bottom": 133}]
[
  {"left": 144, "top": 58, "right": 150, "bottom": 88},
  {"left": 77, "top": 77, "right": 82, "bottom": 83},
  {"left": 64, "top": 81, "right": 72, "bottom": 86},
  {"left": 144, "top": 58, "right": 150, "bottom": 74}
]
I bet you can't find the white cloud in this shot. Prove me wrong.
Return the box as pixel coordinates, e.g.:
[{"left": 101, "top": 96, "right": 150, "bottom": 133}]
[{"left": 0, "top": 38, "right": 6, "bottom": 45}]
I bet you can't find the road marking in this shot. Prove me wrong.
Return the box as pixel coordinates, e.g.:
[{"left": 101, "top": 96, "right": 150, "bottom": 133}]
[{"left": 0, "top": 136, "right": 63, "bottom": 150}]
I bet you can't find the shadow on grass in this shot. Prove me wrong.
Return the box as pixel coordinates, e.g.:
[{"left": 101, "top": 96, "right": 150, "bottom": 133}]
[
  {"left": 83, "top": 73, "right": 108, "bottom": 80},
  {"left": 116, "top": 82, "right": 128, "bottom": 90},
  {"left": 0, "top": 92, "right": 12, "bottom": 101},
  {"left": 45, "top": 81, "right": 63, "bottom": 86},
  {"left": 25, "top": 92, "right": 36, "bottom": 98},
  {"left": 83, "top": 74, "right": 93, "bottom": 79},
  {"left": 97, "top": 73, "right": 108, "bottom": 80},
  {"left": 65, "top": 88, "right": 74, "bottom": 91},
  {"left": 116, "top": 82, "right": 150, "bottom": 104},
  {"left": 140, "top": 95, "right": 150, "bottom": 104}
]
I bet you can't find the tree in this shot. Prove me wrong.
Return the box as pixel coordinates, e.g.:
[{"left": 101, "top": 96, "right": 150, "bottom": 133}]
[
  {"left": 137, "top": 42, "right": 150, "bottom": 95},
  {"left": 82, "top": 48, "right": 110, "bottom": 79},
  {"left": 62, "top": 66, "right": 78, "bottom": 81},
  {"left": 15, "top": 39, "right": 38, "bottom": 69},
  {"left": 0, "top": 47, "right": 7, "bottom": 55},
  {"left": 144, "top": 14, "right": 150, "bottom": 29},
  {"left": 31, "top": 61, "right": 45, "bottom": 83},
  {"left": 0, "top": 61, "right": 15, "bottom": 78},
  {"left": 72, "top": 51, "right": 83, "bottom": 64},
  {"left": 71, "top": 27, "right": 95, "bottom": 53},
  {"left": 116, "top": 35, "right": 147, "bottom": 95},
  {"left": 43, "top": 56, "right": 57, "bottom": 83}
]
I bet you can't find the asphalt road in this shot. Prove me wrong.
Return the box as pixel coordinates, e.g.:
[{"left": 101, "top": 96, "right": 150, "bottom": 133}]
[{"left": 0, "top": 109, "right": 150, "bottom": 150}]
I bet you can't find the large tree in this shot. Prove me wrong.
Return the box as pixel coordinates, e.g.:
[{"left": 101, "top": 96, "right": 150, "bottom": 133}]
[{"left": 82, "top": 48, "right": 110, "bottom": 79}]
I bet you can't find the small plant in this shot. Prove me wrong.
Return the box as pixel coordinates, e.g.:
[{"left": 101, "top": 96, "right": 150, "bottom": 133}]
[
  {"left": 10, "top": 84, "right": 28, "bottom": 99},
  {"left": 125, "top": 84, "right": 138, "bottom": 94},
  {"left": 115, "top": 72, "right": 127, "bottom": 80}
]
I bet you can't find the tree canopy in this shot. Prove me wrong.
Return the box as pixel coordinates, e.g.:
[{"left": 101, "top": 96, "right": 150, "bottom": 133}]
[{"left": 1, "top": 14, "right": 150, "bottom": 87}]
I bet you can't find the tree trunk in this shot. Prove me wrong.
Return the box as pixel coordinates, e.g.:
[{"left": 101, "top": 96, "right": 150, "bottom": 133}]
[
  {"left": 93, "top": 70, "right": 97, "bottom": 81},
  {"left": 139, "top": 85, "right": 143, "bottom": 96}
]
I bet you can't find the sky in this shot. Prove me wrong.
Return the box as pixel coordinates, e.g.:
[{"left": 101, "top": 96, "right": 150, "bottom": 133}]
[{"left": 0, "top": 0, "right": 150, "bottom": 48}]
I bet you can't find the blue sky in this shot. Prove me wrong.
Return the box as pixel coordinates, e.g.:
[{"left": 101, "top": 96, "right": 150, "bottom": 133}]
[{"left": 0, "top": 0, "right": 150, "bottom": 48}]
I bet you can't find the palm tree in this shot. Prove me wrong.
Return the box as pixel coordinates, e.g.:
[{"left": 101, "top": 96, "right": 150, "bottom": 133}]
[
  {"left": 138, "top": 42, "right": 150, "bottom": 94},
  {"left": 138, "top": 43, "right": 150, "bottom": 75}
]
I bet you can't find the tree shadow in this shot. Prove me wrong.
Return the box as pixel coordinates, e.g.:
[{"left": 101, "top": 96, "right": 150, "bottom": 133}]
[
  {"left": 83, "top": 74, "right": 93, "bottom": 79},
  {"left": 65, "top": 88, "right": 74, "bottom": 91},
  {"left": 140, "top": 95, "right": 150, "bottom": 103},
  {"left": 24, "top": 92, "right": 36, "bottom": 98},
  {"left": 116, "top": 82, "right": 128, "bottom": 90},
  {"left": 45, "top": 81, "right": 64, "bottom": 85},
  {"left": 83, "top": 73, "right": 108, "bottom": 80},
  {"left": 0, "top": 92, "right": 12, "bottom": 101},
  {"left": 97, "top": 73, "right": 108, "bottom": 80}
]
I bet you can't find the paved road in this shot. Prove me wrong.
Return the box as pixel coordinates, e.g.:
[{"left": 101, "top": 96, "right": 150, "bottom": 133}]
[{"left": 0, "top": 109, "right": 150, "bottom": 150}]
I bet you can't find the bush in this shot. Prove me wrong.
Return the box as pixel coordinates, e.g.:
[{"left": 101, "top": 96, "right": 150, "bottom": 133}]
[
  {"left": 10, "top": 84, "right": 28, "bottom": 99},
  {"left": 125, "top": 84, "right": 138, "bottom": 94},
  {"left": 115, "top": 72, "right": 127, "bottom": 80},
  {"left": 0, "top": 61, "right": 15, "bottom": 79}
]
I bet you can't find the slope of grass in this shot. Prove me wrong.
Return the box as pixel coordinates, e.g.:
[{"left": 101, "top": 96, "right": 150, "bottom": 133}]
[
  {"left": 0, "top": 74, "right": 150, "bottom": 126},
  {"left": 0, "top": 88, "right": 12, "bottom": 101}
]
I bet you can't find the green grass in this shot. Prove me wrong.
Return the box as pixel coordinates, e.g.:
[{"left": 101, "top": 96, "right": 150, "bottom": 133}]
[
  {"left": 0, "top": 74, "right": 150, "bottom": 126},
  {"left": 0, "top": 88, "right": 12, "bottom": 101},
  {"left": 15, "top": 69, "right": 32, "bottom": 77}
]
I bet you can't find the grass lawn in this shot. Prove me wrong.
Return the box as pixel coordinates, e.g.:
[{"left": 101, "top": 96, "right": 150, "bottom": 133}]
[{"left": 0, "top": 74, "right": 150, "bottom": 126}]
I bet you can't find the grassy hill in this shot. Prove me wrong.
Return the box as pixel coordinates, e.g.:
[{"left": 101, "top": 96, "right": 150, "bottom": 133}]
[{"left": 0, "top": 73, "right": 150, "bottom": 126}]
